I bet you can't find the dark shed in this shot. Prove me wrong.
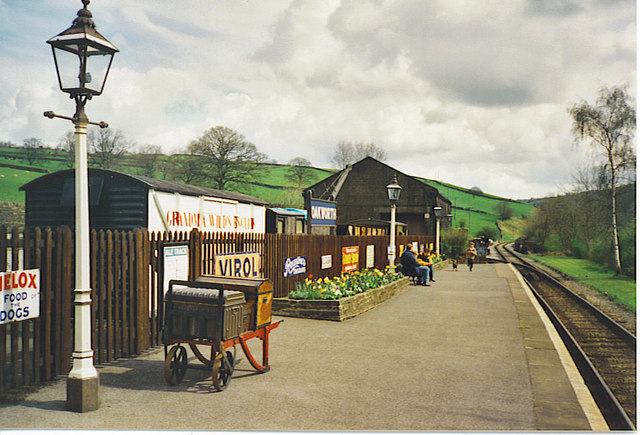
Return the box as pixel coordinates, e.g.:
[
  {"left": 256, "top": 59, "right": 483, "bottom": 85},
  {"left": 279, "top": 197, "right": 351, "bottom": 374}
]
[
  {"left": 20, "top": 169, "right": 269, "bottom": 231},
  {"left": 302, "top": 157, "right": 451, "bottom": 236}
]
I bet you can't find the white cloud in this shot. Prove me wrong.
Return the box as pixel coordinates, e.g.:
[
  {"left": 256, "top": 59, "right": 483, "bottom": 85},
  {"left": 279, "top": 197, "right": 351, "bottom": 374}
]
[{"left": 0, "top": 0, "right": 634, "bottom": 199}]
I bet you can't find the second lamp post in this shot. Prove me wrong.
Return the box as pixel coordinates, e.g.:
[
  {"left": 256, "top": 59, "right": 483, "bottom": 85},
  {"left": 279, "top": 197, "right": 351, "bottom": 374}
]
[{"left": 386, "top": 174, "right": 402, "bottom": 269}]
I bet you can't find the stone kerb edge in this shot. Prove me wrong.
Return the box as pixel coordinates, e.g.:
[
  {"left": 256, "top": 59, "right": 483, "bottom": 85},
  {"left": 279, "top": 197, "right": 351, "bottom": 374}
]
[{"left": 272, "top": 277, "right": 411, "bottom": 321}]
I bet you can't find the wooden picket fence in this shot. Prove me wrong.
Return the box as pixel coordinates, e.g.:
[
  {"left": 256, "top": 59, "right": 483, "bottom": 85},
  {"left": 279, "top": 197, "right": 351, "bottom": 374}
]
[{"left": 0, "top": 226, "right": 434, "bottom": 392}]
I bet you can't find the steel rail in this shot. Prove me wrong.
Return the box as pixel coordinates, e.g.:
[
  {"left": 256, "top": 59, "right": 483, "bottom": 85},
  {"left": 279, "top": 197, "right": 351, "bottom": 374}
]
[{"left": 493, "top": 243, "right": 635, "bottom": 430}]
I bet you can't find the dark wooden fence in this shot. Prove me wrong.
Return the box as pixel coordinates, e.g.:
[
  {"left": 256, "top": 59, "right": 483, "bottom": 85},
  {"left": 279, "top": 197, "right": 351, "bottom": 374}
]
[
  {"left": 0, "top": 226, "right": 434, "bottom": 391},
  {"left": 263, "top": 234, "right": 435, "bottom": 298}
]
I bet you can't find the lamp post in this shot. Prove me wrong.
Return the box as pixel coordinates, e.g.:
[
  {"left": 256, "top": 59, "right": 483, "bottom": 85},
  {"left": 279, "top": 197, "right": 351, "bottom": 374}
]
[
  {"left": 45, "top": 0, "right": 118, "bottom": 413},
  {"left": 386, "top": 174, "right": 402, "bottom": 269},
  {"left": 433, "top": 206, "right": 443, "bottom": 256}
]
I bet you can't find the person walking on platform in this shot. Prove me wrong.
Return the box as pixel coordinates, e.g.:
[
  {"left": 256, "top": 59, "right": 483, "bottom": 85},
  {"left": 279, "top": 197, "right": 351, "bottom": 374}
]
[
  {"left": 466, "top": 242, "right": 477, "bottom": 271},
  {"left": 400, "top": 245, "right": 429, "bottom": 285}
]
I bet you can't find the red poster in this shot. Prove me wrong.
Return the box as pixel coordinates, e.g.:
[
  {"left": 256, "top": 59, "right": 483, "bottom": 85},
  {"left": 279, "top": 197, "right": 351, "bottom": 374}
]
[{"left": 341, "top": 246, "right": 359, "bottom": 273}]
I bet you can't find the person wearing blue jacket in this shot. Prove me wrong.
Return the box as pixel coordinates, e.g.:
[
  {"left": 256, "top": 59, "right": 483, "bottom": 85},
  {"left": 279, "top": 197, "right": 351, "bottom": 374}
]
[{"left": 399, "top": 245, "right": 429, "bottom": 285}]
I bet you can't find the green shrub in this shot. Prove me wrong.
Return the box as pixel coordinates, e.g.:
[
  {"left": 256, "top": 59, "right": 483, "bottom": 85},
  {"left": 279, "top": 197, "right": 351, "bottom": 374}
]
[
  {"left": 476, "top": 226, "right": 499, "bottom": 241},
  {"left": 442, "top": 227, "right": 468, "bottom": 259},
  {"left": 570, "top": 239, "right": 589, "bottom": 259},
  {"left": 590, "top": 238, "right": 613, "bottom": 268}
]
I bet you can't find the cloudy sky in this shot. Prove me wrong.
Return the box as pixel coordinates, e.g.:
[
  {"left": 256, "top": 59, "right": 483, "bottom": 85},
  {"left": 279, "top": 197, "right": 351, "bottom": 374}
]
[{"left": 0, "top": 0, "right": 635, "bottom": 199}]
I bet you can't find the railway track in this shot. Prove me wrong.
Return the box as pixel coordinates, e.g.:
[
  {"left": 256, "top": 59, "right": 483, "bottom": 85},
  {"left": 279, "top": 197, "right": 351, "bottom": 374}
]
[{"left": 494, "top": 243, "right": 636, "bottom": 431}]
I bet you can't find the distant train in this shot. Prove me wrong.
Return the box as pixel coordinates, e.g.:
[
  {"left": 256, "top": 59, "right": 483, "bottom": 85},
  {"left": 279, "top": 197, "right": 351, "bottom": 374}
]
[{"left": 469, "top": 236, "right": 491, "bottom": 257}]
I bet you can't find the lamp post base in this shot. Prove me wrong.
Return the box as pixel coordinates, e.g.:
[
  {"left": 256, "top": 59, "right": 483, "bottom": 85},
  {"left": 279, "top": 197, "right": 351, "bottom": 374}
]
[{"left": 67, "top": 374, "right": 99, "bottom": 412}]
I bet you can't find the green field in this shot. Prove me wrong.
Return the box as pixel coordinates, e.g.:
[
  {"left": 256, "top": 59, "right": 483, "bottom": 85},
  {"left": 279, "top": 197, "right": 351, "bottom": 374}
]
[
  {"left": 421, "top": 178, "right": 535, "bottom": 238},
  {"left": 529, "top": 255, "right": 636, "bottom": 312},
  {"left": 498, "top": 217, "right": 528, "bottom": 242},
  {"left": 0, "top": 146, "right": 534, "bottom": 237},
  {"left": 0, "top": 168, "right": 36, "bottom": 202}
]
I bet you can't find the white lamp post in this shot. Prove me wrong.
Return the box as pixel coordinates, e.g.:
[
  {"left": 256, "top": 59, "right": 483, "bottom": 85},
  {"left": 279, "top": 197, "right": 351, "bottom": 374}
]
[
  {"left": 386, "top": 174, "right": 402, "bottom": 269},
  {"left": 45, "top": 0, "right": 118, "bottom": 412},
  {"left": 433, "top": 206, "right": 443, "bottom": 256}
]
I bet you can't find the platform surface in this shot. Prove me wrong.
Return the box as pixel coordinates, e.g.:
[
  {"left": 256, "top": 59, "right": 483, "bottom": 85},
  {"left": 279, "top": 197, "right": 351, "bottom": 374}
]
[{"left": 0, "top": 263, "right": 602, "bottom": 431}]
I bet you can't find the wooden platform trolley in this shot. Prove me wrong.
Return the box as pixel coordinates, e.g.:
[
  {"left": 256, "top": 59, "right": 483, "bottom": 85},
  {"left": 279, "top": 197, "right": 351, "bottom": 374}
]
[{"left": 162, "top": 276, "right": 282, "bottom": 391}]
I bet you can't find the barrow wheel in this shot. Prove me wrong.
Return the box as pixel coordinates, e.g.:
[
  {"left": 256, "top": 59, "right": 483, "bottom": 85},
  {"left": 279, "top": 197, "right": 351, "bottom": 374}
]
[
  {"left": 212, "top": 350, "right": 235, "bottom": 391},
  {"left": 164, "top": 345, "right": 188, "bottom": 385}
]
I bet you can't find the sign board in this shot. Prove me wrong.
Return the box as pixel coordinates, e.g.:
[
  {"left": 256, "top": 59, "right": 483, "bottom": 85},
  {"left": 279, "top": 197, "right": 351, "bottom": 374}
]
[
  {"left": 162, "top": 245, "right": 189, "bottom": 296},
  {"left": 321, "top": 254, "right": 332, "bottom": 270},
  {"left": 342, "top": 246, "right": 359, "bottom": 273},
  {"left": 0, "top": 269, "right": 40, "bottom": 324},
  {"left": 148, "top": 190, "right": 266, "bottom": 234},
  {"left": 284, "top": 256, "right": 307, "bottom": 277},
  {"left": 215, "top": 252, "right": 261, "bottom": 278},
  {"left": 366, "top": 245, "right": 375, "bottom": 268},
  {"left": 309, "top": 199, "right": 337, "bottom": 226}
]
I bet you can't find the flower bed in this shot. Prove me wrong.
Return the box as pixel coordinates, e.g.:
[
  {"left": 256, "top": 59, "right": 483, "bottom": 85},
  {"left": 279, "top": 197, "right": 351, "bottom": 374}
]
[
  {"left": 273, "top": 269, "right": 409, "bottom": 321},
  {"left": 289, "top": 268, "right": 402, "bottom": 300}
]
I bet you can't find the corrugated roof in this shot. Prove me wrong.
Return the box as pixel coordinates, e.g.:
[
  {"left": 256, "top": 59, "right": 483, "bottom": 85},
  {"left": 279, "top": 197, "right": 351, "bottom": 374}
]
[{"left": 21, "top": 169, "right": 270, "bottom": 206}]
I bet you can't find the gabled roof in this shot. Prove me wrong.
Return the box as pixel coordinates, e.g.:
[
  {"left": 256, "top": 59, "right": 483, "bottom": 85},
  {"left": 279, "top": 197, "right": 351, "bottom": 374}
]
[
  {"left": 20, "top": 168, "right": 269, "bottom": 206},
  {"left": 303, "top": 156, "right": 451, "bottom": 205}
]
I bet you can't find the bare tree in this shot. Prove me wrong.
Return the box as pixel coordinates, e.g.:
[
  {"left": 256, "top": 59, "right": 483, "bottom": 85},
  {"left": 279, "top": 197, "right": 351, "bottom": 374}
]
[
  {"left": 331, "top": 141, "right": 354, "bottom": 168},
  {"left": 57, "top": 131, "right": 75, "bottom": 168},
  {"left": 354, "top": 142, "right": 387, "bottom": 161},
  {"left": 330, "top": 141, "right": 387, "bottom": 168},
  {"left": 523, "top": 204, "right": 552, "bottom": 246},
  {"left": 569, "top": 85, "right": 636, "bottom": 274},
  {"left": 22, "top": 137, "right": 43, "bottom": 165},
  {"left": 137, "top": 144, "right": 163, "bottom": 177},
  {"left": 158, "top": 158, "right": 172, "bottom": 180},
  {"left": 89, "top": 128, "right": 130, "bottom": 169},
  {"left": 285, "top": 157, "right": 313, "bottom": 188},
  {"left": 187, "top": 126, "right": 268, "bottom": 190},
  {"left": 495, "top": 201, "right": 513, "bottom": 220},
  {"left": 171, "top": 154, "right": 204, "bottom": 184}
]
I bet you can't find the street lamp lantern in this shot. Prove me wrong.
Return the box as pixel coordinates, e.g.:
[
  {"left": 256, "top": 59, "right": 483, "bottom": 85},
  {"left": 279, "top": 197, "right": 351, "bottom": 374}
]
[
  {"left": 45, "top": 0, "right": 117, "bottom": 413},
  {"left": 47, "top": 0, "right": 118, "bottom": 119},
  {"left": 386, "top": 175, "right": 402, "bottom": 204}
]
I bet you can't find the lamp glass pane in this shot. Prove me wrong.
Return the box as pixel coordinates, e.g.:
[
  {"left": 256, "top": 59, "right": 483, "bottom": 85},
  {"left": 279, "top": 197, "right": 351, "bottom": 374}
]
[
  {"left": 85, "top": 52, "right": 113, "bottom": 94},
  {"left": 53, "top": 45, "right": 82, "bottom": 91},
  {"left": 387, "top": 187, "right": 401, "bottom": 201}
]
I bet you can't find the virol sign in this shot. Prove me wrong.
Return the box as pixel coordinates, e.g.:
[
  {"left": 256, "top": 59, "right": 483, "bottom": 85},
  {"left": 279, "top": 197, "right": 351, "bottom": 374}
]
[{"left": 149, "top": 190, "right": 266, "bottom": 233}]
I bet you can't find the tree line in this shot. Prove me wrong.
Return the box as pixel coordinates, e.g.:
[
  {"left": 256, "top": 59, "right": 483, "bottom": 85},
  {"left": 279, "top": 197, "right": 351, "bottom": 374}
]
[
  {"left": 2, "top": 128, "right": 387, "bottom": 196},
  {"left": 522, "top": 85, "right": 635, "bottom": 276}
]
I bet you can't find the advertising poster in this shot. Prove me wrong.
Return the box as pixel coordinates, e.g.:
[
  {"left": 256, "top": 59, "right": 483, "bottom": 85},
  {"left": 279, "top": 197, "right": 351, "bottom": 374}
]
[
  {"left": 321, "top": 254, "right": 332, "bottom": 270},
  {"left": 215, "top": 251, "right": 261, "bottom": 278},
  {"left": 0, "top": 269, "right": 40, "bottom": 324},
  {"left": 162, "top": 245, "right": 189, "bottom": 296},
  {"left": 366, "top": 245, "right": 375, "bottom": 268},
  {"left": 342, "top": 246, "right": 359, "bottom": 273},
  {"left": 284, "top": 256, "right": 307, "bottom": 277}
]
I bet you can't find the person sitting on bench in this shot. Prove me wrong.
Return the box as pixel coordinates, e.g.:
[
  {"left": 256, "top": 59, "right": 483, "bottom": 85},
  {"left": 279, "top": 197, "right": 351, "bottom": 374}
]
[{"left": 399, "top": 244, "right": 429, "bottom": 286}]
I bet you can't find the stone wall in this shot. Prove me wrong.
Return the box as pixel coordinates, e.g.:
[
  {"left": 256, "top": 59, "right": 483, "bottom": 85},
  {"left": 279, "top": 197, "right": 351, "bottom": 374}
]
[
  {"left": 0, "top": 202, "right": 24, "bottom": 228},
  {"left": 272, "top": 277, "right": 410, "bottom": 321}
]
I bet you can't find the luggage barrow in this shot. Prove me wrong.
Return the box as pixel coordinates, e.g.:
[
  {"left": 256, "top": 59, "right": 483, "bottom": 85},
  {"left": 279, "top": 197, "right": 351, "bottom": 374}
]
[{"left": 162, "top": 279, "right": 282, "bottom": 391}]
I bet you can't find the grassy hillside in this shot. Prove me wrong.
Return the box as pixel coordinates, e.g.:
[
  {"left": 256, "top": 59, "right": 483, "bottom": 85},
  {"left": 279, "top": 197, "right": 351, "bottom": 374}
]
[
  {"left": 0, "top": 146, "right": 534, "bottom": 237},
  {"left": 419, "top": 178, "right": 535, "bottom": 239}
]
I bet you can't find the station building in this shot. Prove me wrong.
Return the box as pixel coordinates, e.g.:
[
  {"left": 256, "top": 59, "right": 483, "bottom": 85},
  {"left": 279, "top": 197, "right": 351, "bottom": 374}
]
[{"left": 302, "top": 157, "right": 451, "bottom": 236}]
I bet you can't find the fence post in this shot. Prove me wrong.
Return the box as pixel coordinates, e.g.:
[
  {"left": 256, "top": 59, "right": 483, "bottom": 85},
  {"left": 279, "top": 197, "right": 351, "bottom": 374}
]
[
  {"left": 136, "top": 229, "right": 150, "bottom": 352},
  {"left": 189, "top": 229, "right": 202, "bottom": 280}
]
